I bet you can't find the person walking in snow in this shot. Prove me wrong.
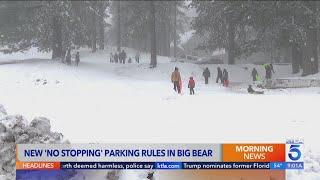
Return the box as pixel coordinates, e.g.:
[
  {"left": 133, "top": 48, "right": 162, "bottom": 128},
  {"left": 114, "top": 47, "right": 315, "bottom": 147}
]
[
  {"left": 202, "top": 67, "right": 210, "bottom": 84},
  {"left": 118, "top": 51, "right": 122, "bottom": 63},
  {"left": 216, "top": 67, "right": 223, "bottom": 84},
  {"left": 188, "top": 76, "right": 195, "bottom": 95},
  {"left": 251, "top": 67, "right": 258, "bottom": 81},
  {"left": 222, "top": 68, "right": 229, "bottom": 87},
  {"left": 114, "top": 52, "right": 119, "bottom": 63},
  {"left": 264, "top": 63, "right": 273, "bottom": 80},
  {"left": 171, "top": 67, "right": 182, "bottom": 94},
  {"left": 61, "top": 49, "right": 66, "bottom": 63},
  {"left": 120, "top": 49, "right": 127, "bottom": 64},
  {"left": 128, "top": 57, "right": 132, "bottom": 63},
  {"left": 110, "top": 53, "right": 114, "bottom": 63},
  {"left": 270, "top": 63, "right": 275, "bottom": 73},
  {"left": 135, "top": 51, "right": 140, "bottom": 63},
  {"left": 65, "top": 49, "right": 71, "bottom": 65},
  {"left": 75, "top": 51, "right": 80, "bottom": 66}
]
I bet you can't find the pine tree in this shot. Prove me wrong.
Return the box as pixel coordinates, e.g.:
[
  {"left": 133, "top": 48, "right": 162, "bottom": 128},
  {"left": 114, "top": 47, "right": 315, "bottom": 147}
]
[
  {"left": 108, "top": 1, "right": 187, "bottom": 63},
  {"left": 191, "top": 1, "right": 251, "bottom": 64},
  {"left": 0, "top": 1, "right": 109, "bottom": 58},
  {"left": 116, "top": 1, "right": 121, "bottom": 52}
]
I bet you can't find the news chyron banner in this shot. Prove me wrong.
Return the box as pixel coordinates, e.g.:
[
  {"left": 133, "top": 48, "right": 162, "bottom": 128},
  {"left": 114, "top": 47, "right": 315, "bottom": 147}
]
[{"left": 16, "top": 140, "right": 303, "bottom": 180}]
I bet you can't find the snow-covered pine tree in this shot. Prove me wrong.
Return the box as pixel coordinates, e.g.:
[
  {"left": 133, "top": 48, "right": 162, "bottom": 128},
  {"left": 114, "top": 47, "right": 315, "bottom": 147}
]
[
  {"left": 191, "top": 1, "right": 251, "bottom": 64},
  {"left": 0, "top": 1, "right": 109, "bottom": 59}
]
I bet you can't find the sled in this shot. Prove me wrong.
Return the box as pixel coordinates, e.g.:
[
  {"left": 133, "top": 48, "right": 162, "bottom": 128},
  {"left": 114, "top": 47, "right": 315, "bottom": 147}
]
[
  {"left": 223, "top": 80, "right": 229, "bottom": 87},
  {"left": 179, "top": 79, "right": 183, "bottom": 94},
  {"left": 249, "top": 91, "right": 264, "bottom": 95}
]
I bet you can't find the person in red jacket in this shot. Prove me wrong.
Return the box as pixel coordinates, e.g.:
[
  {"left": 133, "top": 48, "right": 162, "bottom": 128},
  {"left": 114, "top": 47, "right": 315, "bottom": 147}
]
[{"left": 188, "top": 76, "right": 195, "bottom": 95}]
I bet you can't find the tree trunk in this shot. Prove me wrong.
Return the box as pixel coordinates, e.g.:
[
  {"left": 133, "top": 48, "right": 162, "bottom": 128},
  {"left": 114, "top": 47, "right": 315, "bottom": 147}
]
[
  {"left": 281, "top": 29, "right": 291, "bottom": 64},
  {"left": 117, "top": 1, "right": 121, "bottom": 52},
  {"left": 291, "top": 43, "right": 301, "bottom": 74},
  {"left": 302, "top": 31, "right": 312, "bottom": 76},
  {"left": 227, "top": 20, "right": 235, "bottom": 64},
  {"left": 167, "top": 17, "right": 171, "bottom": 57},
  {"left": 91, "top": 3, "right": 97, "bottom": 53},
  {"left": 98, "top": 4, "right": 105, "bottom": 50},
  {"left": 302, "top": 28, "right": 318, "bottom": 76},
  {"left": 164, "top": 22, "right": 169, "bottom": 56},
  {"left": 310, "top": 28, "right": 318, "bottom": 74},
  {"left": 173, "top": 1, "right": 177, "bottom": 61},
  {"left": 123, "top": 7, "right": 129, "bottom": 48},
  {"left": 156, "top": 24, "right": 161, "bottom": 55},
  {"left": 52, "top": 16, "right": 63, "bottom": 59},
  {"left": 150, "top": 1, "right": 157, "bottom": 68}
]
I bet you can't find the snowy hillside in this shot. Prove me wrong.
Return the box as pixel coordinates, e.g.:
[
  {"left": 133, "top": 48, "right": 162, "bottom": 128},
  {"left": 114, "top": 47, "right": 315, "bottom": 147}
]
[
  {"left": 0, "top": 47, "right": 320, "bottom": 179},
  {"left": 0, "top": 47, "right": 51, "bottom": 63}
]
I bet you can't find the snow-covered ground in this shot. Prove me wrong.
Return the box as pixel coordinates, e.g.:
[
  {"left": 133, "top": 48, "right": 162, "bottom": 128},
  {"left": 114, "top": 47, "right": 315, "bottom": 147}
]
[
  {"left": 0, "top": 47, "right": 319, "bottom": 179},
  {"left": 0, "top": 47, "right": 50, "bottom": 62}
]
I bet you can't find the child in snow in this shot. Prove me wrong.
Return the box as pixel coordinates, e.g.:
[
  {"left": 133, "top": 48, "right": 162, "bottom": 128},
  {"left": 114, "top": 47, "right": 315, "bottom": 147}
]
[
  {"left": 188, "top": 77, "right": 195, "bottom": 95},
  {"left": 128, "top": 57, "right": 132, "bottom": 63}
]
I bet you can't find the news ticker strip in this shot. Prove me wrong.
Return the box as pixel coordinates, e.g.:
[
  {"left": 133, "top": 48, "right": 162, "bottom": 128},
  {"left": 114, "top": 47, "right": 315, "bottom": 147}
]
[
  {"left": 16, "top": 141, "right": 304, "bottom": 170},
  {"left": 16, "top": 162, "right": 304, "bottom": 170}
]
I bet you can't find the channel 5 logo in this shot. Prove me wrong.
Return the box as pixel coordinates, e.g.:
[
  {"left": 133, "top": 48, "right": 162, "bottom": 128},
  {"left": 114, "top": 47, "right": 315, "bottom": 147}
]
[{"left": 286, "top": 139, "right": 304, "bottom": 162}]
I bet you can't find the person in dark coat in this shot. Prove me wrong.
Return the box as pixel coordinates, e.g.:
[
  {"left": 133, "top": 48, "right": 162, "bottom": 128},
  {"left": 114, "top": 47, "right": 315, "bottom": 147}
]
[
  {"left": 119, "top": 50, "right": 122, "bottom": 64},
  {"left": 65, "top": 49, "right": 71, "bottom": 65},
  {"left": 222, "top": 69, "right": 229, "bottom": 87},
  {"left": 265, "top": 64, "right": 272, "bottom": 80},
  {"left": 118, "top": 51, "right": 122, "bottom": 63},
  {"left": 121, "top": 49, "right": 126, "bottom": 64},
  {"left": 251, "top": 68, "right": 258, "bottom": 81},
  {"left": 202, "top": 67, "right": 210, "bottom": 84},
  {"left": 248, "top": 85, "right": 254, "bottom": 93},
  {"left": 135, "top": 51, "right": 140, "bottom": 63},
  {"left": 75, "top": 51, "right": 80, "bottom": 66},
  {"left": 147, "top": 172, "right": 154, "bottom": 180},
  {"left": 61, "top": 49, "right": 66, "bottom": 63},
  {"left": 114, "top": 53, "right": 119, "bottom": 63},
  {"left": 110, "top": 53, "right": 114, "bottom": 63},
  {"left": 188, "top": 76, "right": 195, "bottom": 95},
  {"left": 270, "top": 63, "right": 275, "bottom": 73},
  {"left": 216, "top": 67, "right": 223, "bottom": 83}
]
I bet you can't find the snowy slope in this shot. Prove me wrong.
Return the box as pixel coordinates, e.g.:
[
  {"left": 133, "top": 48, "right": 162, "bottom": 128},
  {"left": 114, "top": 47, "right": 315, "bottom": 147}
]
[
  {"left": 0, "top": 47, "right": 320, "bottom": 179},
  {"left": 0, "top": 47, "right": 50, "bottom": 62}
]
